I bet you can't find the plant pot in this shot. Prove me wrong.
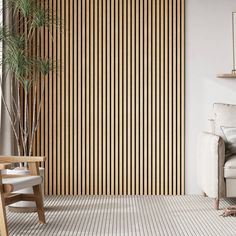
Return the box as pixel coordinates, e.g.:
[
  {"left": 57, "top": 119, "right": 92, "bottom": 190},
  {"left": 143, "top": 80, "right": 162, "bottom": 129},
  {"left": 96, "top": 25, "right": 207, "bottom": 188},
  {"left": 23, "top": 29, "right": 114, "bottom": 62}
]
[{"left": 6, "top": 167, "right": 44, "bottom": 213}]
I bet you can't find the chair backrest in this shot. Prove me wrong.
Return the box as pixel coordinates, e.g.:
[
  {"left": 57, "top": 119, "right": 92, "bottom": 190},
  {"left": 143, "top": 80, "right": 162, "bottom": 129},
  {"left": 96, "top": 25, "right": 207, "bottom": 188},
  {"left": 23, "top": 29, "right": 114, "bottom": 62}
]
[{"left": 212, "top": 103, "right": 236, "bottom": 141}]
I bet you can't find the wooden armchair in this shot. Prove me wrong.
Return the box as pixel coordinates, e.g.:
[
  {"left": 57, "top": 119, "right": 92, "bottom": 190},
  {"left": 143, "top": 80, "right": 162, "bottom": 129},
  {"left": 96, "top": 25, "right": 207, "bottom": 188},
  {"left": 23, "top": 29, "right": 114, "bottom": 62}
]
[{"left": 0, "top": 156, "right": 46, "bottom": 236}]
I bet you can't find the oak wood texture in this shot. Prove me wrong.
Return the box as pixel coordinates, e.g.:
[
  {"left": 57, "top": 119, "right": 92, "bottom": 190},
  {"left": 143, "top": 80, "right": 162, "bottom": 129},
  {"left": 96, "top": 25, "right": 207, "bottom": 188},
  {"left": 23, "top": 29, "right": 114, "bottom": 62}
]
[
  {"left": 0, "top": 156, "right": 46, "bottom": 163},
  {"left": 0, "top": 158, "right": 46, "bottom": 235},
  {"left": 29, "top": 0, "right": 185, "bottom": 195},
  {"left": 217, "top": 73, "right": 236, "bottom": 79},
  {"left": 0, "top": 164, "right": 11, "bottom": 170}
]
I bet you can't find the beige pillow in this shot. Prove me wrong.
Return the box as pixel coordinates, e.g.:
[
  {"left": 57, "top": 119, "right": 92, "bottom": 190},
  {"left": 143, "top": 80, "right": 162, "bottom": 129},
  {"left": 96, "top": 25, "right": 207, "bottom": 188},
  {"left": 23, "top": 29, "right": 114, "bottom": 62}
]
[{"left": 213, "top": 103, "right": 236, "bottom": 141}]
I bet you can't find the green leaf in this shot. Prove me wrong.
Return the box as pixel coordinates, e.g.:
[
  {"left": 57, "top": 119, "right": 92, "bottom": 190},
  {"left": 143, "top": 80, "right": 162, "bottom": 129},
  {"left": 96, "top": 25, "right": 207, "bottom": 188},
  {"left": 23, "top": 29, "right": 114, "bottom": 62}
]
[{"left": 9, "top": 0, "right": 34, "bottom": 18}]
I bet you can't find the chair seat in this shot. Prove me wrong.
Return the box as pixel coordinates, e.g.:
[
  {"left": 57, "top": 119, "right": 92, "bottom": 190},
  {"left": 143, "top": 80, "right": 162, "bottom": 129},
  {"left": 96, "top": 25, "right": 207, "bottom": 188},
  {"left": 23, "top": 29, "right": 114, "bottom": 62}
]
[
  {"left": 224, "top": 155, "right": 236, "bottom": 178},
  {"left": 2, "top": 176, "right": 42, "bottom": 192}
]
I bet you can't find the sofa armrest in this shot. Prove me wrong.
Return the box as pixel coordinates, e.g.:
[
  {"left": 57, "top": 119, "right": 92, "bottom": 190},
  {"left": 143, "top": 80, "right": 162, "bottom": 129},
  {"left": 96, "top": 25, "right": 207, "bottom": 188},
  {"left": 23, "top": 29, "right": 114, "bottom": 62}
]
[{"left": 197, "top": 132, "right": 225, "bottom": 198}]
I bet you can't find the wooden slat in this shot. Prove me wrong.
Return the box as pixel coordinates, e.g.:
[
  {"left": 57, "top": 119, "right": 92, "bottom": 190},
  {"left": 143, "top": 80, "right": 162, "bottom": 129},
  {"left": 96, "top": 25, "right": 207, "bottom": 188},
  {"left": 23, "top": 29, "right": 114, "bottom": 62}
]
[
  {"left": 156, "top": 0, "right": 160, "bottom": 195},
  {"left": 148, "top": 0, "right": 152, "bottom": 194},
  {"left": 110, "top": 0, "right": 115, "bottom": 195},
  {"left": 94, "top": 0, "right": 98, "bottom": 195},
  {"left": 90, "top": 0, "right": 94, "bottom": 195},
  {"left": 77, "top": 0, "right": 82, "bottom": 195},
  {"left": 102, "top": 0, "right": 107, "bottom": 195},
  {"left": 119, "top": 0, "right": 123, "bottom": 195},
  {"left": 65, "top": 0, "right": 69, "bottom": 195},
  {"left": 181, "top": 0, "right": 185, "bottom": 194},
  {"left": 160, "top": 0, "right": 164, "bottom": 195},
  {"left": 143, "top": 0, "right": 148, "bottom": 195},
  {"left": 73, "top": 0, "right": 78, "bottom": 196},
  {"left": 123, "top": 0, "right": 127, "bottom": 195},
  {"left": 81, "top": 0, "right": 86, "bottom": 195},
  {"left": 152, "top": 0, "right": 156, "bottom": 195},
  {"left": 177, "top": 0, "right": 181, "bottom": 195},
  {"left": 173, "top": 0, "right": 177, "bottom": 195},
  {"left": 106, "top": 0, "right": 111, "bottom": 195},
  {"left": 164, "top": 0, "right": 169, "bottom": 195},
  {"left": 98, "top": 0, "right": 102, "bottom": 195},
  {"left": 28, "top": 0, "right": 185, "bottom": 196},
  {"left": 85, "top": 0, "right": 90, "bottom": 195},
  {"left": 49, "top": 0, "right": 53, "bottom": 196},
  {"left": 135, "top": 0, "right": 140, "bottom": 195},
  {"left": 131, "top": 0, "right": 135, "bottom": 195},
  {"left": 115, "top": 0, "right": 119, "bottom": 195},
  {"left": 169, "top": 0, "right": 173, "bottom": 195},
  {"left": 127, "top": 0, "right": 131, "bottom": 195},
  {"left": 69, "top": 0, "right": 74, "bottom": 195},
  {"left": 44, "top": 0, "right": 49, "bottom": 195},
  {"left": 139, "top": 0, "right": 144, "bottom": 195},
  {"left": 53, "top": 0, "right": 58, "bottom": 195}
]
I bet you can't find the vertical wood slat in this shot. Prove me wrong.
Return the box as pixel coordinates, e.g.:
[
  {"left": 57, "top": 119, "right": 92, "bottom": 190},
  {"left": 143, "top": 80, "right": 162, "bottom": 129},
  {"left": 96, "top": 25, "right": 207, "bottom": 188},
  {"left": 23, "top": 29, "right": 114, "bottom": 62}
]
[
  {"left": 98, "top": 0, "right": 103, "bottom": 195},
  {"left": 49, "top": 0, "right": 53, "bottom": 196},
  {"left": 73, "top": 0, "right": 78, "bottom": 196},
  {"left": 115, "top": 0, "right": 119, "bottom": 195},
  {"left": 139, "top": 0, "right": 144, "bottom": 195},
  {"left": 123, "top": 0, "right": 127, "bottom": 195},
  {"left": 77, "top": 0, "right": 82, "bottom": 195},
  {"left": 110, "top": 0, "right": 115, "bottom": 195},
  {"left": 135, "top": 0, "right": 140, "bottom": 195},
  {"left": 44, "top": 0, "right": 49, "bottom": 195},
  {"left": 69, "top": 0, "right": 74, "bottom": 195},
  {"left": 119, "top": 0, "right": 123, "bottom": 195},
  {"left": 29, "top": 0, "right": 185, "bottom": 195},
  {"left": 94, "top": 0, "right": 98, "bottom": 195},
  {"left": 85, "top": 0, "right": 90, "bottom": 195},
  {"left": 53, "top": 0, "right": 57, "bottom": 195},
  {"left": 81, "top": 0, "right": 86, "bottom": 195},
  {"left": 106, "top": 0, "right": 111, "bottom": 195},
  {"left": 102, "top": 0, "right": 107, "bottom": 195},
  {"left": 90, "top": 0, "right": 94, "bottom": 195}
]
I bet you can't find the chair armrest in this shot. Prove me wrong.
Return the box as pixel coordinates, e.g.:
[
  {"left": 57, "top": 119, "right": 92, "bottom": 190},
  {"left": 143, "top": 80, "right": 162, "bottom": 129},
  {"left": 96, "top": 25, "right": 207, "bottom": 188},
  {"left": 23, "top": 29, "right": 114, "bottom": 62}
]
[
  {"left": 0, "top": 163, "right": 11, "bottom": 170},
  {"left": 0, "top": 156, "right": 46, "bottom": 163},
  {"left": 197, "top": 132, "right": 225, "bottom": 198}
]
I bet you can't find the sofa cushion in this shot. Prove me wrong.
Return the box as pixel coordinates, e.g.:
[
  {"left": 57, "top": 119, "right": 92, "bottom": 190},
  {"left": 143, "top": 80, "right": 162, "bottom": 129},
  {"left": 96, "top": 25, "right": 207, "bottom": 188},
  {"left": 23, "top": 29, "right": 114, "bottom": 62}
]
[
  {"left": 2, "top": 176, "right": 42, "bottom": 192},
  {"left": 213, "top": 103, "right": 236, "bottom": 140},
  {"left": 224, "top": 155, "right": 236, "bottom": 178}
]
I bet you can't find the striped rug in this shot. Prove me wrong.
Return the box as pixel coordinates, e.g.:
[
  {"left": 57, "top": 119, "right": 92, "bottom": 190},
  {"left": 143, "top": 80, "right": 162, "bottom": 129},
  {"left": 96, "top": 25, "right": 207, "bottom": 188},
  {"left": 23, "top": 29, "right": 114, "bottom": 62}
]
[{"left": 7, "top": 195, "right": 236, "bottom": 235}]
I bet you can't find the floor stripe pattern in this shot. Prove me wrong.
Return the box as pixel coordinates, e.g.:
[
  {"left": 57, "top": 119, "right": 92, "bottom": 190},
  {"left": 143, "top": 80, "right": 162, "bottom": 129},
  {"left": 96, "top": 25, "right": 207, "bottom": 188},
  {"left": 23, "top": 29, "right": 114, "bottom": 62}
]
[{"left": 6, "top": 195, "right": 236, "bottom": 236}]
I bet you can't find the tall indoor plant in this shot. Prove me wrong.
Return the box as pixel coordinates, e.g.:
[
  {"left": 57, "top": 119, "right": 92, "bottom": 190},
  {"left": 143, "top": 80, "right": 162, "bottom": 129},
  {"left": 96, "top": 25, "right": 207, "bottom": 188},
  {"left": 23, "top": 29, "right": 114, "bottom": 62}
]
[
  {"left": 0, "top": 0, "right": 60, "bottom": 211},
  {"left": 0, "top": 0, "right": 59, "bottom": 159}
]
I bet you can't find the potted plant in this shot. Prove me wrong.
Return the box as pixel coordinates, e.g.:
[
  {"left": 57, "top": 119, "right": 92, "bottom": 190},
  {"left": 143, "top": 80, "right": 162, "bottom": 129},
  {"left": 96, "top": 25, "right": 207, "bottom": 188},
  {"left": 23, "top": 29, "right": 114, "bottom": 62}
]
[{"left": 0, "top": 0, "right": 60, "bottom": 212}]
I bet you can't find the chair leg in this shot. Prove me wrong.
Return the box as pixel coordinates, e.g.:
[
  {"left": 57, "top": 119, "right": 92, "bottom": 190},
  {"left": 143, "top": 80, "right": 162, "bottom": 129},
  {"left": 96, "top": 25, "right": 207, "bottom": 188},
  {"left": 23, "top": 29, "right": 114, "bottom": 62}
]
[
  {"left": 214, "top": 198, "right": 220, "bottom": 210},
  {"left": 0, "top": 192, "right": 8, "bottom": 236},
  {"left": 33, "top": 184, "right": 46, "bottom": 224}
]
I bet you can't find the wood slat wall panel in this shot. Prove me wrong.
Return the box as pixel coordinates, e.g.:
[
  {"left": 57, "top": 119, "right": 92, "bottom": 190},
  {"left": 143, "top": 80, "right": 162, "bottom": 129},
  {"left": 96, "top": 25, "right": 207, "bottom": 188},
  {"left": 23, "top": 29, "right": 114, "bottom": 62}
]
[{"left": 30, "top": 0, "right": 185, "bottom": 195}]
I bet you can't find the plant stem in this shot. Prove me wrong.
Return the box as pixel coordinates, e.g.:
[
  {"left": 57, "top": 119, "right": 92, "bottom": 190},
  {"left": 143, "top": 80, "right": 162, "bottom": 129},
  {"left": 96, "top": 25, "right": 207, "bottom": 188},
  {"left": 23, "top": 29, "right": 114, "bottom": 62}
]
[
  {"left": 24, "top": 90, "right": 28, "bottom": 156},
  {"left": 29, "top": 81, "right": 37, "bottom": 156}
]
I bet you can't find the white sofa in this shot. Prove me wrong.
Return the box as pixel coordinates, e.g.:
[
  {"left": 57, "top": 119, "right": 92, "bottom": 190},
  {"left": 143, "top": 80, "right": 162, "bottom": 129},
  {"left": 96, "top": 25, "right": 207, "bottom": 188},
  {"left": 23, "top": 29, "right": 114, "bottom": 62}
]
[{"left": 197, "top": 103, "right": 236, "bottom": 210}]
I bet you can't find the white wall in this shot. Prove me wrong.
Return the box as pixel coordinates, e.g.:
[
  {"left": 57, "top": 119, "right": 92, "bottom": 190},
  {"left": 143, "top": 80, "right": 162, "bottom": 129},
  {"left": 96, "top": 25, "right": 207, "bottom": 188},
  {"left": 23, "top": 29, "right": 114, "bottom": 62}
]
[{"left": 186, "top": 0, "right": 236, "bottom": 194}]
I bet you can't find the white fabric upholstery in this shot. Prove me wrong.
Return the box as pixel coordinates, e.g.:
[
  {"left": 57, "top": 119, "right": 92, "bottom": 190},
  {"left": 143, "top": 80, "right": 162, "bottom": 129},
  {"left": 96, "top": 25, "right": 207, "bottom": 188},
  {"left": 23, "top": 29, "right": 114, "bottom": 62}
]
[
  {"left": 2, "top": 176, "right": 42, "bottom": 192},
  {"left": 226, "top": 179, "right": 236, "bottom": 197},
  {"left": 224, "top": 155, "right": 236, "bottom": 178},
  {"left": 197, "top": 132, "right": 225, "bottom": 198},
  {"left": 198, "top": 103, "right": 236, "bottom": 200},
  {"left": 213, "top": 103, "right": 236, "bottom": 140},
  {"left": 208, "top": 119, "right": 215, "bottom": 134}
]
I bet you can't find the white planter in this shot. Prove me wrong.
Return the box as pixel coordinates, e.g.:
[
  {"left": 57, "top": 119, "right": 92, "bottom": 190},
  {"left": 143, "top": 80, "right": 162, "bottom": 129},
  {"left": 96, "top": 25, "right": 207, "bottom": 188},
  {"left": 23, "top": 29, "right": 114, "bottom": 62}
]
[{"left": 6, "top": 167, "right": 44, "bottom": 212}]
